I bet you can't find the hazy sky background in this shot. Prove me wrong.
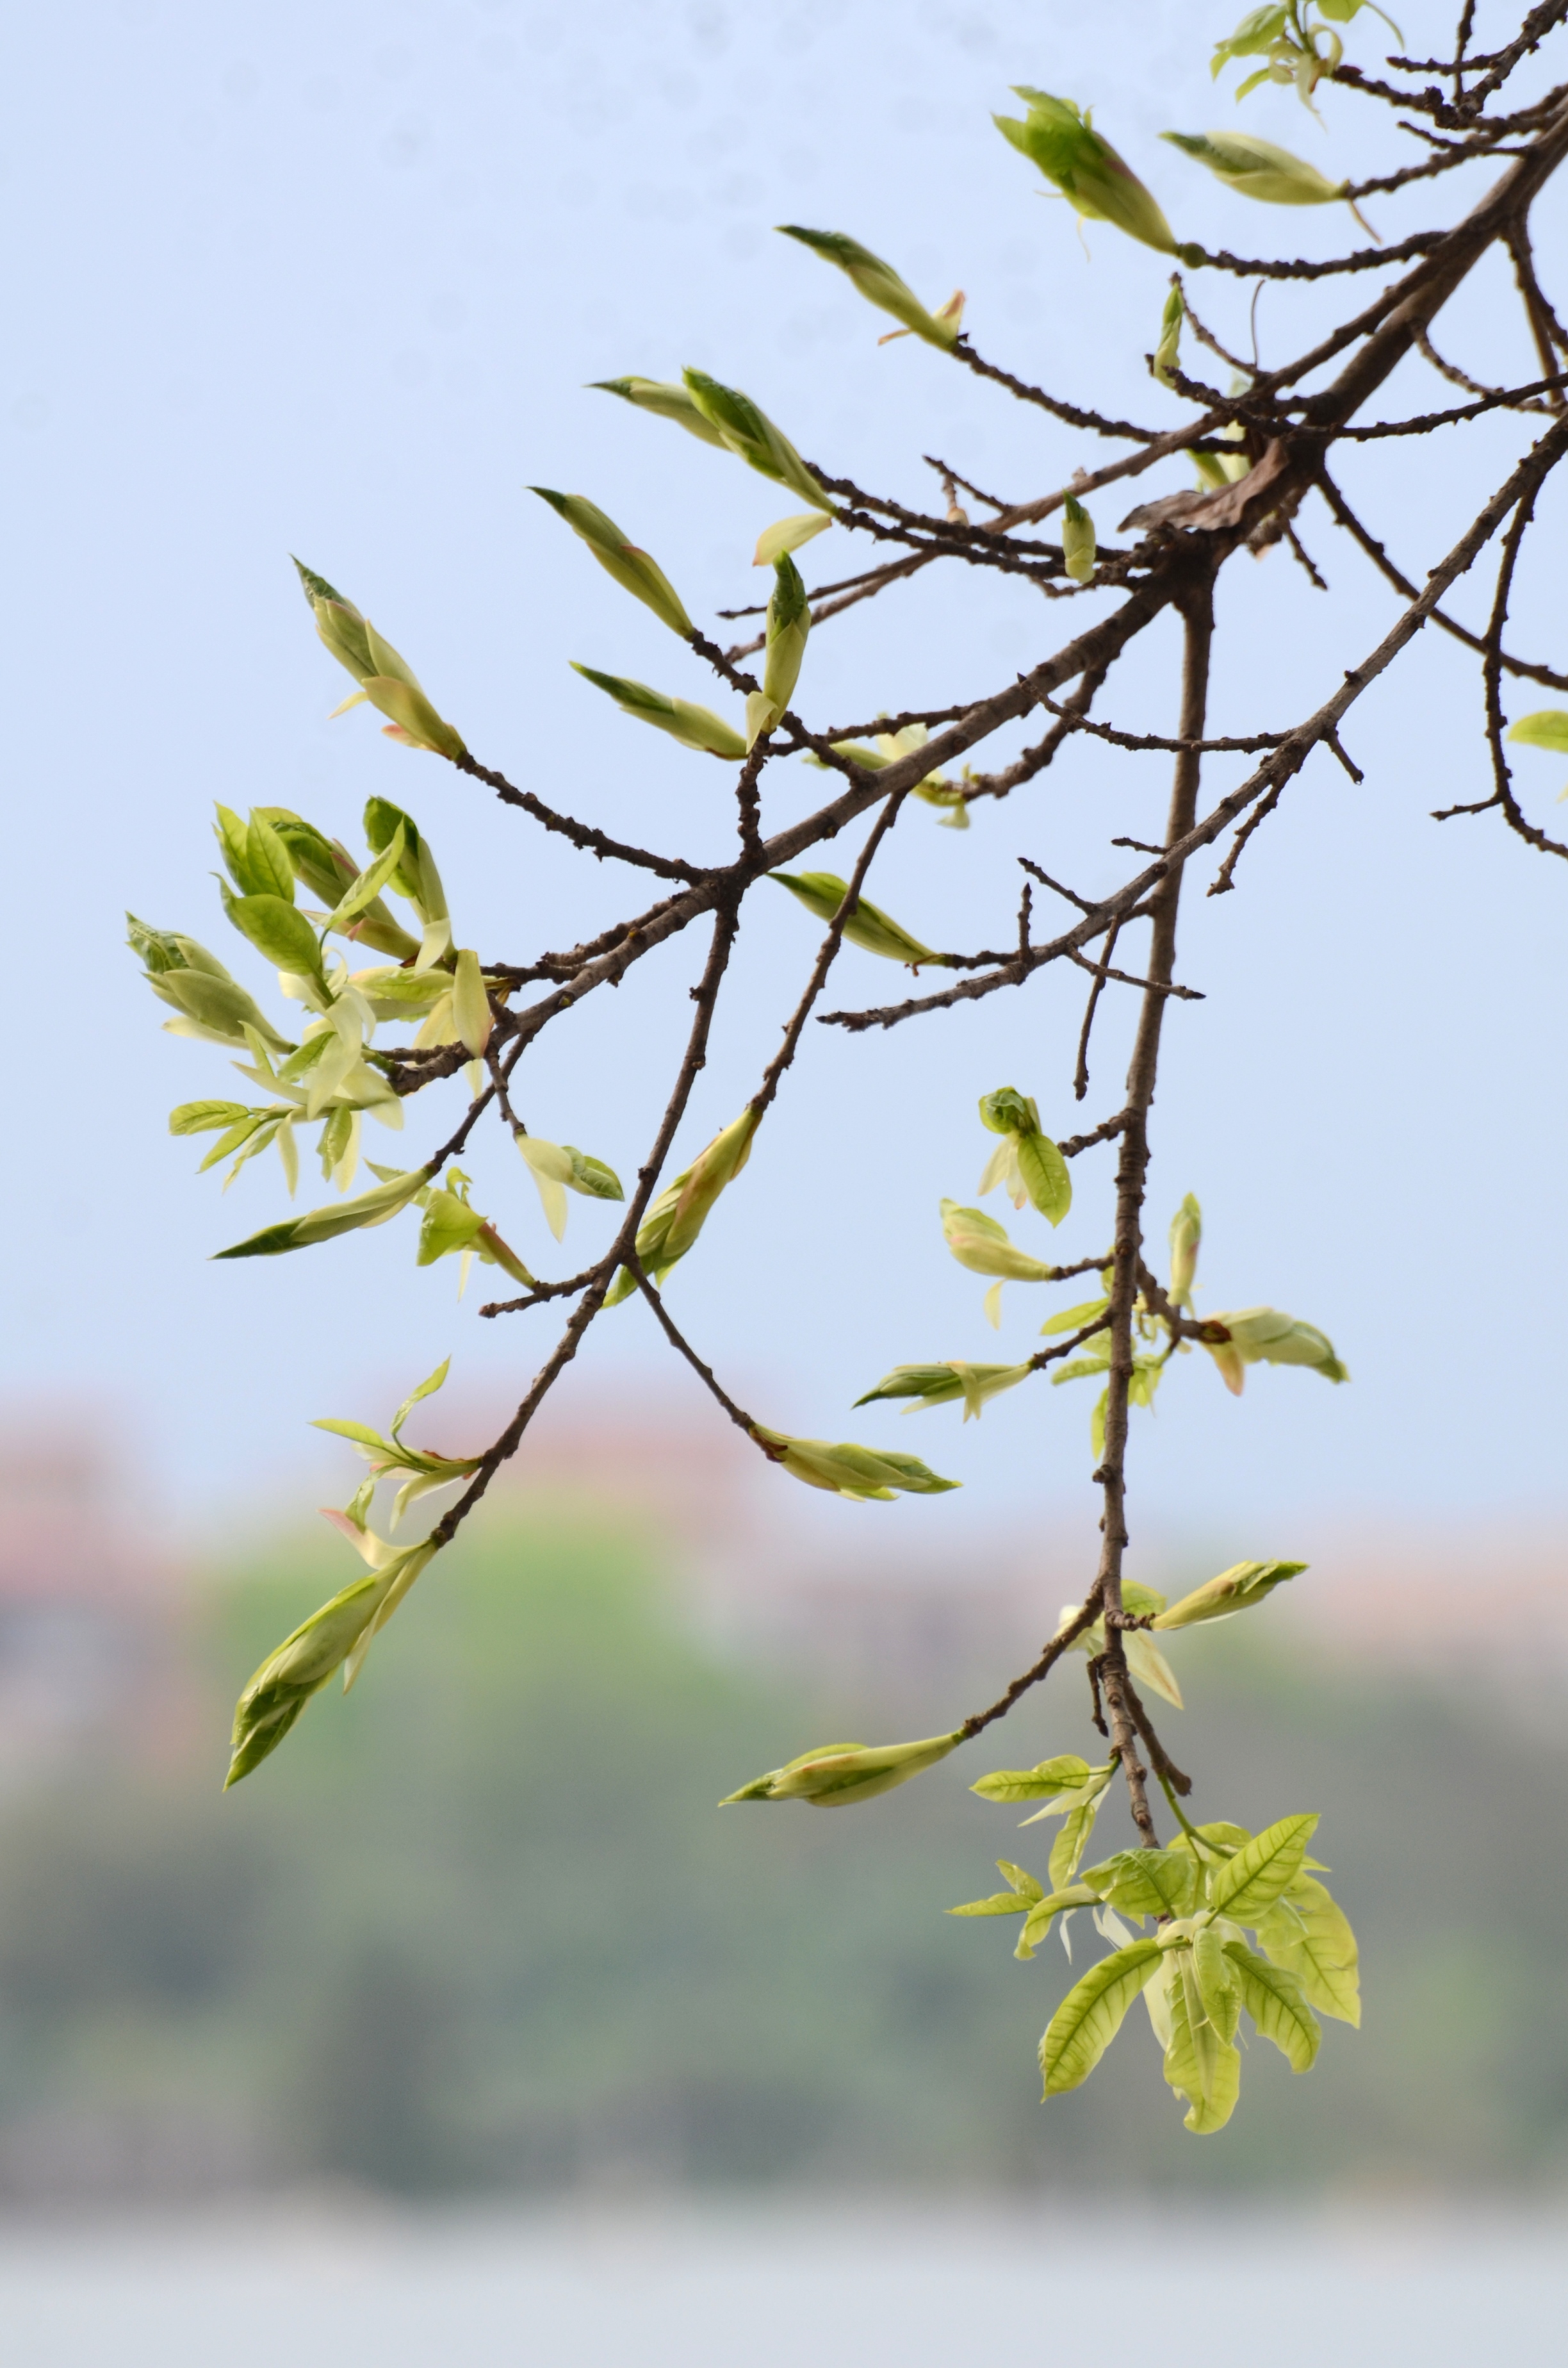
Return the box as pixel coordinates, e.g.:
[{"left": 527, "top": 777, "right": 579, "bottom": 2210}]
[{"left": 4, "top": 1, "right": 1566, "bottom": 1568}]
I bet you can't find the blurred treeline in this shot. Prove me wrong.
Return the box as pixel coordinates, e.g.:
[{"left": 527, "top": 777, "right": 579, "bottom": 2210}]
[{"left": 0, "top": 1506, "right": 1563, "bottom": 2200}]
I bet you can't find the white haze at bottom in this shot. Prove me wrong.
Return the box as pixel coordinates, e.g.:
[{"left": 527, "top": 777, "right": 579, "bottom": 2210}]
[{"left": 0, "top": 2205, "right": 1561, "bottom": 2367}]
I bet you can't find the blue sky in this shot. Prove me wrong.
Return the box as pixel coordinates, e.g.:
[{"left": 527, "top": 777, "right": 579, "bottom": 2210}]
[{"left": 4, "top": 1, "right": 1566, "bottom": 1571}]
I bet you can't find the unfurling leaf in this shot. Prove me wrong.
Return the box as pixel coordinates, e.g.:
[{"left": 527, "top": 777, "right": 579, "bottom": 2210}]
[
  {"left": 970, "top": 1754, "right": 1096, "bottom": 1805},
  {"left": 995, "top": 88, "right": 1188, "bottom": 259},
  {"left": 947, "top": 1859, "right": 1045, "bottom": 1916},
  {"left": 1082, "top": 1846, "right": 1200, "bottom": 1921},
  {"left": 1507, "top": 708, "right": 1568, "bottom": 752},
  {"left": 1162, "top": 129, "right": 1347, "bottom": 206},
  {"left": 605, "top": 1106, "right": 759, "bottom": 1304},
  {"left": 941, "top": 1200, "right": 1056, "bottom": 1284},
  {"left": 1205, "top": 1306, "right": 1348, "bottom": 1390},
  {"left": 1223, "top": 1941, "right": 1321, "bottom": 2071},
  {"left": 214, "top": 1165, "right": 432, "bottom": 1259},
  {"left": 1154, "top": 1558, "right": 1305, "bottom": 1629},
  {"left": 1162, "top": 1948, "right": 1243, "bottom": 2132},
  {"left": 169, "top": 1100, "right": 251, "bottom": 1137},
  {"left": 976, "top": 1087, "right": 1071, "bottom": 1223},
  {"left": 292, "top": 561, "right": 466, "bottom": 755},
  {"left": 225, "top": 1538, "right": 440, "bottom": 1785},
  {"left": 754, "top": 510, "right": 834, "bottom": 566},
  {"left": 1255, "top": 1875, "right": 1360, "bottom": 2025},
  {"left": 777, "top": 225, "right": 964, "bottom": 349},
  {"left": 681, "top": 368, "right": 835, "bottom": 513},
  {"left": 751, "top": 1427, "right": 959, "bottom": 1502},
  {"left": 852, "top": 1360, "right": 1031, "bottom": 1420},
  {"left": 218, "top": 884, "right": 325, "bottom": 980}
]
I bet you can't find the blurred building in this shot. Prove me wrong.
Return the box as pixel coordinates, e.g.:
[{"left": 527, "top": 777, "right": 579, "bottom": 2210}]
[{"left": 0, "top": 1418, "right": 188, "bottom": 1780}]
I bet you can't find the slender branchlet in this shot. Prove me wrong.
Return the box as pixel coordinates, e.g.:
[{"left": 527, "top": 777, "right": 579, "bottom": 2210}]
[{"left": 145, "top": 5, "right": 1568, "bottom": 2135}]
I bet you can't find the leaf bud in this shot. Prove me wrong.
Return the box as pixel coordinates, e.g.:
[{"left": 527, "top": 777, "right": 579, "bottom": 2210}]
[
  {"left": 1168, "top": 1192, "right": 1202, "bottom": 1308},
  {"left": 747, "top": 554, "right": 812, "bottom": 746},
  {"left": 225, "top": 1538, "right": 440, "bottom": 1784},
  {"left": 529, "top": 487, "right": 694, "bottom": 637},
  {"left": 1154, "top": 283, "right": 1184, "bottom": 385},
  {"left": 995, "top": 89, "right": 1179, "bottom": 255},
  {"left": 604, "top": 1106, "right": 760, "bottom": 1304},
  {"left": 570, "top": 663, "right": 747, "bottom": 759},
  {"left": 293, "top": 560, "right": 466, "bottom": 755},
  {"left": 681, "top": 368, "right": 835, "bottom": 514},
  {"left": 1061, "top": 495, "right": 1097, "bottom": 584},
  {"left": 589, "top": 376, "right": 728, "bottom": 447},
  {"left": 940, "top": 1198, "right": 1056, "bottom": 1283},
  {"left": 769, "top": 871, "right": 944, "bottom": 966},
  {"left": 719, "top": 1731, "right": 962, "bottom": 1809},
  {"left": 1161, "top": 129, "right": 1348, "bottom": 206},
  {"left": 776, "top": 225, "right": 965, "bottom": 349}
]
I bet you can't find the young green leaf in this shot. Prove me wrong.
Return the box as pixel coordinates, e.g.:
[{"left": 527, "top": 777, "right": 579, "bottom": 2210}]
[
  {"left": 1207, "top": 1813, "right": 1319, "bottom": 1923},
  {"left": 1163, "top": 1948, "right": 1243, "bottom": 2133},
  {"left": 1153, "top": 1558, "right": 1306, "bottom": 1629},
  {"left": 970, "top": 1754, "right": 1095, "bottom": 1804},
  {"left": 168, "top": 1101, "right": 252, "bottom": 1137},
  {"left": 1223, "top": 1941, "right": 1321, "bottom": 2071},
  {"left": 1040, "top": 1939, "right": 1163, "bottom": 2097},
  {"left": 1255, "top": 1876, "right": 1360, "bottom": 2025},
  {"left": 1082, "top": 1846, "right": 1200, "bottom": 1921},
  {"left": 213, "top": 1165, "right": 432, "bottom": 1259}
]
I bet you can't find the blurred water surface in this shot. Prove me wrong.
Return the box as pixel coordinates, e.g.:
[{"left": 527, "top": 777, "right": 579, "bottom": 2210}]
[{"left": 1, "top": 2205, "right": 1562, "bottom": 2367}]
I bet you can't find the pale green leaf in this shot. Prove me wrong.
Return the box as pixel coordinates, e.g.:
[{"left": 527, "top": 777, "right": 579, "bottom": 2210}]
[
  {"left": 1224, "top": 1941, "right": 1321, "bottom": 2070},
  {"left": 1164, "top": 1950, "right": 1243, "bottom": 2133},
  {"left": 1256, "top": 1876, "right": 1360, "bottom": 2025},
  {"left": 1207, "top": 1813, "right": 1319, "bottom": 1923},
  {"left": 390, "top": 1356, "right": 452, "bottom": 1442},
  {"left": 970, "top": 1755, "right": 1092, "bottom": 1804},
  {"left": 323, "top": 821, "right": 407, "bottom": 935},
  {"left": 1040, "top": 1940, "right": 1162, "bottom": 2096}
]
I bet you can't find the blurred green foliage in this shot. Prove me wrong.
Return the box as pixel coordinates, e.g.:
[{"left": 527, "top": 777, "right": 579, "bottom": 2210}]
[{"left": 0, "top": 1508, "right": 1563, "bottom": 2196}]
